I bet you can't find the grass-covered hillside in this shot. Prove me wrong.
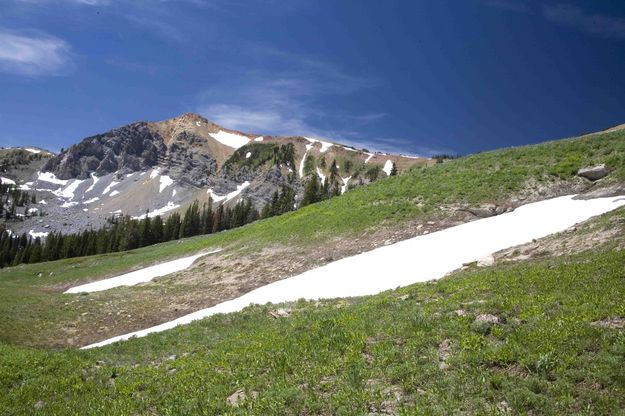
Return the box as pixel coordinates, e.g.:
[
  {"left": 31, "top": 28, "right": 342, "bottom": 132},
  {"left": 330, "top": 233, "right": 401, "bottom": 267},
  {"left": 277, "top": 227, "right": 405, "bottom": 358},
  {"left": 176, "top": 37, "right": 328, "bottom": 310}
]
[
  {"left": 1, "top": 208, "right": 624, "bottom": 414},
  {"left": 0, "top": 129, "right": 624, "bottom": 349},
  {"left": 0, "top": 129, "right": 625, "bottom": 414}
]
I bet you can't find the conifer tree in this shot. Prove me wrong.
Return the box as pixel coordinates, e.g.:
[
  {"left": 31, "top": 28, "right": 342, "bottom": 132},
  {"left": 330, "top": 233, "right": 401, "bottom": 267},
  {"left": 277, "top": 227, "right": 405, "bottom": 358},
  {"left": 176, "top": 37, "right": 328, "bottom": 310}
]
[
  {"left": 390, "top": 162, "right": 398, "bottom": 176},
  {"left": 301, "top": 174, "right": 320, "bottom": 206}
]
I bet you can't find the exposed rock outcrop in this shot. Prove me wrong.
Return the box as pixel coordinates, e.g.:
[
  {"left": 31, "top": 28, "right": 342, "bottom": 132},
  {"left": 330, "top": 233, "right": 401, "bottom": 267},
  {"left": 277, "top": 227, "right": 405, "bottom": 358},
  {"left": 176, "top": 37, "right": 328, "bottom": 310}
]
[
  {"left": 577, "top": 164, "right": 609, "bottom": 181},
  {"left": 43, "top": 122, "right": 165, "bottom": 179}
]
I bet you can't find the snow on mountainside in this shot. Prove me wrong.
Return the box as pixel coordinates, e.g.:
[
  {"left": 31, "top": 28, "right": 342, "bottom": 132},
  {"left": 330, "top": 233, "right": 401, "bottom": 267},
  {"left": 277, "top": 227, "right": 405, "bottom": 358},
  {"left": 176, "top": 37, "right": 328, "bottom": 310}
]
[{"left": 0, "top": 113, "right": 428, "bottom": 236}]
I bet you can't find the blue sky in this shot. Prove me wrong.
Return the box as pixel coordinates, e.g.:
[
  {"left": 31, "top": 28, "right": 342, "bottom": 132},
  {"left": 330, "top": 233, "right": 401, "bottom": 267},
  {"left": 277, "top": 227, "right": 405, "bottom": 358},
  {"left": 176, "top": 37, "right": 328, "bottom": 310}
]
[{"left": 1, "top": 0, "right": 625, "bottom": 156}]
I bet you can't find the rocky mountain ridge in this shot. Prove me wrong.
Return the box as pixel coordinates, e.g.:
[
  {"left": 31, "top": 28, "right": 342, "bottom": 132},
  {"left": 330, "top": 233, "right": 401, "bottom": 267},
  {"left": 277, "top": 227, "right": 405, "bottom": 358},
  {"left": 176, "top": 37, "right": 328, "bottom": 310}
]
[{"left": 0, "top": 113, "right": 428, "bottom": 237}]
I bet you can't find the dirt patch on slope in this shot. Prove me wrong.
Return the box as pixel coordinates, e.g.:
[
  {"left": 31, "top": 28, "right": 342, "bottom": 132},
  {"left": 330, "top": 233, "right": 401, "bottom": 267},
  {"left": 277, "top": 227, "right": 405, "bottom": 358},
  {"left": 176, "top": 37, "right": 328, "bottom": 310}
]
[{"left": 41, "top": 187, "right": 625, "bottom": 348}]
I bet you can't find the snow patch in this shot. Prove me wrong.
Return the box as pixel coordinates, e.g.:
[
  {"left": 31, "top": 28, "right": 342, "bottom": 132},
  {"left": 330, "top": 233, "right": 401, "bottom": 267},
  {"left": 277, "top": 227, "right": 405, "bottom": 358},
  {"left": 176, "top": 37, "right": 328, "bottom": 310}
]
[
  {"left": 61, "top": 201, "right": 79, "bottom": 208},
  {"left": 132, "top": 201, "right": 180, "bottom": 219},
  {"left": 65, "top": 250, "right": 222, "bottom": 294},
  {"left": 364, "top": 153, "right": 374, "bottom": 164},
  {"left": 254, "top": 136, "right": 264, "bottom": 142},
  {"left": 207, "top": 182, "right": 250, "bottom": 203},
  {"left": 0, "top": 176, "right": 16, "bottom": 185},
  {"left": 209, "top": 130, "right": 250, "bottom": 149},
  {"left": 298, "top": 144, "right": 314, "bottom": 177},
  {"left": 341, "top": 176, "right": 351, "bottom": 194},
  {"left": 159, "top": 175, "right": 174, "bottom": 193},
  {"left": 245, "top": 152, "right": 252, "bottom": 159},
  {"left": 37, "top": 171, "right": 68, "bottom": 185},
  {"left": 109, "top": 190, "right": 120, "bottom": 197},
  {"left": 83, "top": 197, "right": 100, "bottom": 204},
  {"left": 102, "top": 181, "right": 118, "bottom": 195},
  {"left": 28, "top": 230, "right": 48, "bottom": 239},
  {"left": 305, "top": 137, "right": 333, "bottom": 153},
  {"left": 23, "top": 148, "right": 41, "bottom": 154},
  {"left": 316, "top": 167, "right": 326, "bottom": 184},
  {"left": 83, "top": 194, "right": 625, "bottom": 348},
  {"left": 39, "top": 199, "right": 46, "bottom": 205},
  {"left": 383, "top": 160, "right": 393, "bottom": 176},
  {"left": 54, "top": 179, "right": 85, "bottom": 199},
  {"left": 149, "top": 168, "right": 160, "bottom": 179},
  {"left": 85, "top": 173, "right": 99, "bottom": 194}
]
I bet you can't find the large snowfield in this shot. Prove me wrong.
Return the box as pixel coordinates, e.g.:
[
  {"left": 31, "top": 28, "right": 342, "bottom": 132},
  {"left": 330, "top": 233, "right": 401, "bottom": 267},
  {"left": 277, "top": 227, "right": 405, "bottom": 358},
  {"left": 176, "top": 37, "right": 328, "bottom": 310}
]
[{"left": 83, "top": 194, "right": 625, "bottom": 348}]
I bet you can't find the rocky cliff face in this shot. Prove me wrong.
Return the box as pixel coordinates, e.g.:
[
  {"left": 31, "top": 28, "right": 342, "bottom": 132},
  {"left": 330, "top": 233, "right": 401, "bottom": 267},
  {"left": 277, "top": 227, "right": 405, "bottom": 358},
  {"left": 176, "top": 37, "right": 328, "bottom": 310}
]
[
  {"left": 3, "top": 113, "right": 429, "bottom": 237},
  {"left": 43, "top": 122, "right": 166, "bottom": 180}
]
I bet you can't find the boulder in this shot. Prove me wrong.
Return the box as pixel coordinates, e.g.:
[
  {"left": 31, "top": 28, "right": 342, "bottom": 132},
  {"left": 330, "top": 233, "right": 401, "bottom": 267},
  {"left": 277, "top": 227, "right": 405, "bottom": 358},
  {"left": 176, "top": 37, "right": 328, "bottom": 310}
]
[
  {"left": 577, "top": 164, "right": 609, "bottom": 181},
  {"left": 465, "top": 204, "right": 509, "bottom": 218}
]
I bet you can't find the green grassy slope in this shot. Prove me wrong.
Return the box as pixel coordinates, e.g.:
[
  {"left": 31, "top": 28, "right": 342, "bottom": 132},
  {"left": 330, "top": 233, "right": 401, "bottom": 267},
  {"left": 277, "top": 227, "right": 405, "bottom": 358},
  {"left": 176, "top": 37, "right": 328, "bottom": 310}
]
[
  {"left": 1, "top": 211, "right": 624, "bottom": 414},
  {"left": 0, "top": 129, "right": 624, "bottom": 348},
  {"left": 0, "top": 130, "right": 625, "bottom": 413}
]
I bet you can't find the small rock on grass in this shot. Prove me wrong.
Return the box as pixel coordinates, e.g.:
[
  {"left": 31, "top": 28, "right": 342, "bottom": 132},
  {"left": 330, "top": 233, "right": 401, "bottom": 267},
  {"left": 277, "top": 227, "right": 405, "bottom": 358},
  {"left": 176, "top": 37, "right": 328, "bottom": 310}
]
[
  {"left": 438, "top": 339, "right": 452, "bottom": 370},
  {"left": 591, "top": 317, "right": 624, "bottom": 329},
  {"left": 474, "top": 314, "right": 500, "bottom": 324},
  {"left": 227, "top": 389, "right": 258, "bottom": 406},
  {"left": 269, "top": 308, "right": 291, "bottom": 318}
]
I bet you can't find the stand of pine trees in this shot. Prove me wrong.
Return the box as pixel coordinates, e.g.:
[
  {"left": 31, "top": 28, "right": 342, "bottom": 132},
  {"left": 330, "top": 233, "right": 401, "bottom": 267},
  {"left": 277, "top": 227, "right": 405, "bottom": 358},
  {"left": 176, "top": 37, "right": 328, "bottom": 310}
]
[
  {"left": 301, "top": 160, "right": 344, "bottom": 207},
  {"left": 0, "top": 181, "right": 38, "bottom": 220},
  {"left": 0, "top": 189, "right": 300, "bottom": 268}
]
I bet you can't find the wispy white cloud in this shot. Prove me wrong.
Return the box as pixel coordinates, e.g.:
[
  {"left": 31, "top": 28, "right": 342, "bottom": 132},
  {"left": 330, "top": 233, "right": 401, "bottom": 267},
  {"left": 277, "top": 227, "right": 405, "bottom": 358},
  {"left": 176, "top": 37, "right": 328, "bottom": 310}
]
[
  {"left": 480, "top": 0, "right": 530, "bottom": 14},
  {"left": 544, "top": 4, "right": 625, "bottom": 40},
  {"left": 196, "top": 50, "right": 385, "bottom": 141},
  {"left": 345, "top": 136, "right": 455, "bottom": 158},
  {"left": 0, "top": 30, "right": 72, "bottom": 76}
]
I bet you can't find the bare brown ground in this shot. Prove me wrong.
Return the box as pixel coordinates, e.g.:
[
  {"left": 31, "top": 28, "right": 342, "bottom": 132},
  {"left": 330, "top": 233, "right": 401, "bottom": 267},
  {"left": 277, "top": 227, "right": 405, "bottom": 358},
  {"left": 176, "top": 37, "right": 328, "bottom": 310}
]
[
  {"left": 54, "top": 186, "right": 625, "bottom": 349},
  {"left": 52, "top": 210, "right": 476, "bottom": 348}
]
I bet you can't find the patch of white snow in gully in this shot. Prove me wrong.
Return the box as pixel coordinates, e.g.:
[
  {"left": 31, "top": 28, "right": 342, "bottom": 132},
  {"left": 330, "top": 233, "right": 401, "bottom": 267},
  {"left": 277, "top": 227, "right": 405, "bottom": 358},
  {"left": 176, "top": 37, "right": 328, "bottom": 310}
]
[
  {"left": 298, "top": 144, "right": 313, "bottom": 177},
  {"left": 304, "top": 137, "right": 333, "bottom": 153},
  {"left": 83, "top": 195, "right": 625, "bottom": 348},
  {"left": 29, "top": 230, "right": 48, "bottom": 239},
  {"left": 85, "top": 172, "right": 99, "bottom": 194},
  {"left": 149, "top": 168, "right": 160, "bottom": 179},
  {"left": 65, "top": 250, "right": 222, "bottom": 294},
  {"left": 209, "top": 130, "right": 250, "bottom": 149},
  {"left": 316, "top": 167, "right": 326, "bottom": 184},
  {"left": 207, "top": 182, "right": 250, "bottom": 203},
  {"left": 53, "top": 179, "right": 85, "bottom": 199},
  {"left": 132, "top": 201, "right": 180, "bottom": 219},
  {"left": 0, "top": 176, "right": 16, "bottom": 185},
  {"left": 102, "top": 181, "right": 118, "bottom": 195},
  {"left": 37, "top": 171, "right": 68, "bottom": 186},
  {"left": 159, "top": 175, "right": 174, "bottom": 193},
  {"left": 341, "top": 176, "right": 351, "bottom": 194},
  {"left": 383, "top": 160, "right": 393, "bottom": 176}
]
